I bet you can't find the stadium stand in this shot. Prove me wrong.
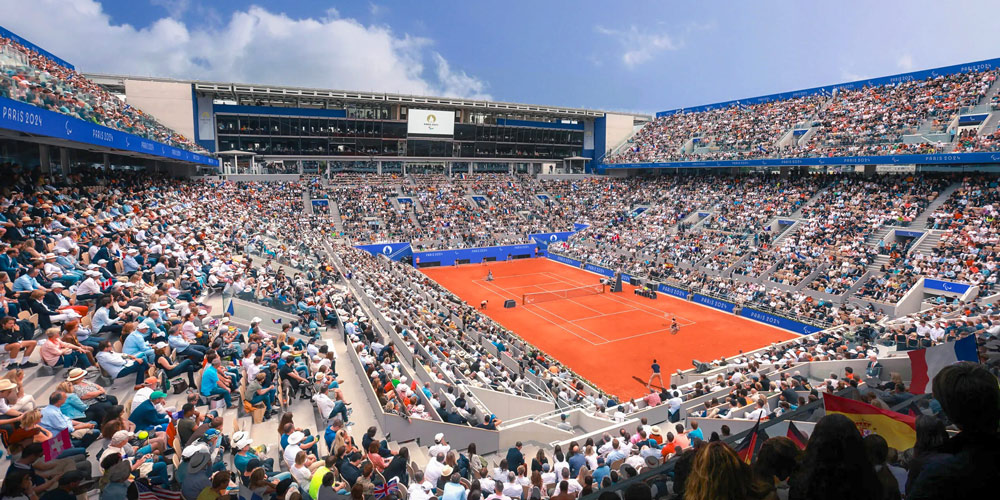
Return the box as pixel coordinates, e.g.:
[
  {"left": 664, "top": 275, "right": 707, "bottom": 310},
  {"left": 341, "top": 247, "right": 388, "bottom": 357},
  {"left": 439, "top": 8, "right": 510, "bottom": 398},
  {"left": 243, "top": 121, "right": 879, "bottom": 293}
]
[{"left": 0, "top": 33, "right": 206, "bottom": 154}]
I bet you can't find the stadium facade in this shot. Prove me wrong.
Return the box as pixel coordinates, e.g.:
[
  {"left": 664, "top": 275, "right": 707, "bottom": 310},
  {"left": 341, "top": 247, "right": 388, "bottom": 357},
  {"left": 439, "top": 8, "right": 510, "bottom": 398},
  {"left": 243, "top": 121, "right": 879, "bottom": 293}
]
[{"left": 84, "top": 73, "right": 649, "bottom": 176}]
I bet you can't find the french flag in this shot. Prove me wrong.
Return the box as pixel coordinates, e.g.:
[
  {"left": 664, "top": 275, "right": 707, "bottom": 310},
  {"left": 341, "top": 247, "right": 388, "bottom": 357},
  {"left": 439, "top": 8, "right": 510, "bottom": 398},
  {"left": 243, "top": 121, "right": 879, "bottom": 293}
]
[{"left": 907, "top": 335, "right": 979, "bottom": 394}]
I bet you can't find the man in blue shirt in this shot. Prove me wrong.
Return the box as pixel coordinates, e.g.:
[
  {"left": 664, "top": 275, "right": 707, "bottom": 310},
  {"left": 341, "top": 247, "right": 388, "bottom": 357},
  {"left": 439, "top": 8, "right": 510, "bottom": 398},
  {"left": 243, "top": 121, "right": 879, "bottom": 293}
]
[
  {"left": 122, "top": 249, "right": 141, "bottom": 275},
  {"left": 13, "top": 266, "right": 45, "bottom": 294},
  {"left": 567, "top": 444, "right": 586, "bottom": 478},
  {"left": 200, "top": 357, "right": 233, "bottom": 408},
  {"left": 40, "top": 391, "right": 99, "bottom": 450},
  {"left": 504, "top": 441, "right": 524, "bottom": 472},
  {"left": 123, "top": 323, "right": 155, "bottom": 364},
  {"left": 128, "top": 391, "right": 169, "bottom": 431},
  {"left": 592, "top": 457, "right": 611, "bottom": 486},
  {"left": 168, "top": 325, "right": 208, "bottom": 362}
]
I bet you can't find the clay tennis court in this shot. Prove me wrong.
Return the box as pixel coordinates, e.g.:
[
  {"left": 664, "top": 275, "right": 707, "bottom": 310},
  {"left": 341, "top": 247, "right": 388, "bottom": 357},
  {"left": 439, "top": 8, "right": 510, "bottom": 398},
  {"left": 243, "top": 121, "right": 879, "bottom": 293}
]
[{"left": 421, "top": 258, "right": 797, "bottom": 399}]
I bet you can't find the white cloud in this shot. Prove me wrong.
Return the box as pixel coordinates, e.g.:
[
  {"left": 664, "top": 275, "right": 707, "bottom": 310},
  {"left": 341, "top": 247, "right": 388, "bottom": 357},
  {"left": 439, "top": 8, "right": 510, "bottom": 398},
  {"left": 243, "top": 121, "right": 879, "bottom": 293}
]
[
  {"left": 0, "top": 0, "right": 490, "bottom": 99},
  {"left": 595, "top": 25, "right": 681, "bottom": 68},
  {"left": 149, "top": 0, "right": 190, "bottom": 19},
  {"left": 897, "top": 53, "right": 915, "bottom": 71}
]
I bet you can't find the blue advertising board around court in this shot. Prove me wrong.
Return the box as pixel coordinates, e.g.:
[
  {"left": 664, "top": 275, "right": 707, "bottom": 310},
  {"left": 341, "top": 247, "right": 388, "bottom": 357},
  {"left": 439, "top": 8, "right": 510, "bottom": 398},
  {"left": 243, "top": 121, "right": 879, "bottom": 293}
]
[
  {"left": 547, "top": 253, "right": 583, "bottom": 268},
  {"left": 739, "top": 307, "right": 817, "bottom": 335},
  {"left": 413, "top": 243, "right": 538, "bottom": 267},
  {"left": 657, "top": 283, "right": 689, "bottom": 299},
  {"left": 693, "top": 294, "right": 736, "bottom": 313}
]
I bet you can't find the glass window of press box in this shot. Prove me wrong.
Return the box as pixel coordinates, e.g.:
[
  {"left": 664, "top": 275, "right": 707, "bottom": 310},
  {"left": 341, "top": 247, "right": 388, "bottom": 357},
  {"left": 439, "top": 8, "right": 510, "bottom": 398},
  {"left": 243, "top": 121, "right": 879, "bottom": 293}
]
[{"left": 216, "top": 115, "right": 583, "bottom": 158}]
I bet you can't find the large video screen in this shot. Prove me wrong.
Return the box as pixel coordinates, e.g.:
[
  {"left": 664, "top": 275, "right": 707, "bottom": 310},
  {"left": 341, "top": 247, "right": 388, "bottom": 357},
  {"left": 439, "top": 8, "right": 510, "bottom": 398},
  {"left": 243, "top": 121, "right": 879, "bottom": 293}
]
[{"left": 407, "top": 109, "right": 455, "bottom": 136}]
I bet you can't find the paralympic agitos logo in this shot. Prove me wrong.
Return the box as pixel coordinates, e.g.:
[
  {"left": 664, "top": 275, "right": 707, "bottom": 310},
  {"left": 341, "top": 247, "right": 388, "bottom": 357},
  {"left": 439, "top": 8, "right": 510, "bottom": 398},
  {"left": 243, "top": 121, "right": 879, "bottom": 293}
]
[{"left": 424, "top": 113, "right": 439, "bottom": 131}]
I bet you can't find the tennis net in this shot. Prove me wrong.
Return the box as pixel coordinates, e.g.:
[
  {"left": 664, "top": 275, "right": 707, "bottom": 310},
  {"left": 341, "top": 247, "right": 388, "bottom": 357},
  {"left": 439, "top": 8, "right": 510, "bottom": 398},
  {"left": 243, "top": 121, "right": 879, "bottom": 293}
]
[{"left": 522, "top": 283, "right": 606, "bottom": 305}]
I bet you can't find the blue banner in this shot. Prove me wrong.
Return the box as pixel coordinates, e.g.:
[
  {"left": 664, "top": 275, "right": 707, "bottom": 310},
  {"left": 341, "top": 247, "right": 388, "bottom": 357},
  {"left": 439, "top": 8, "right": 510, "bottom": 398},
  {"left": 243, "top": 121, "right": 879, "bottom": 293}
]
[
  {"left": 656, "top": 57, "right": 1000, "bottom": 117},
  {"left": 547, "top": 253, "right": 583, "bottom": 268},
  {"left": 354, "top": 242, "right": 412, "bottom": 261},
  {"left": 397, "top": 197, "right": 412, "bottom": 204},
  {"left": 600, "top": 151, "right": 1000, "bottom": 171},
  {"left": 923, "top": 278, "right": 972, "bottom": 295},
  {"left": 573, "top": 223, "right": 590, "bottom": 231},
  {"left": 693, "top": 294, "right": 736, "bottom": 313},
  {"left": 959, "top": 114, "right": 988, "bottom": 124},
  {"left": 894, "top": 230, "right": 924, "bottom": 238},
  {"left": 778, "top": 219, "right": 796, "bottom": 226},
  {"left": 0, "top": 97, "right": 218, "bottom": 166},
  {"left": 739, "top": 307, "right": 818, "bottom": 335},
  {"left": 311, "top": 199, "right": 329, "bottom": 206},
  {"left": 529, "top": 231, "right": 577, "bottom": 245},
  {"left": 657, "top": 283, "right": 689, "bottom": 299},
  {"left": 413, "top": 243, "right": 537, "bottom": 266}
]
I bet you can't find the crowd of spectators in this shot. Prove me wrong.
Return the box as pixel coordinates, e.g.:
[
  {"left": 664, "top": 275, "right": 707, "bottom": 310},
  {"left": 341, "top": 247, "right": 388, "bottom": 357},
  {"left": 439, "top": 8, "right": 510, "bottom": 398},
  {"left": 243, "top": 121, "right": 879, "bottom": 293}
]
[
  {"left": 0, "top": 35, "right": 207, "bottom": 153},
  {"left": 607, "top": 69, "right": 1000, "bottom": 164},
  {"left": 1, "top": 161, "right": 998, "bottom": 500}
]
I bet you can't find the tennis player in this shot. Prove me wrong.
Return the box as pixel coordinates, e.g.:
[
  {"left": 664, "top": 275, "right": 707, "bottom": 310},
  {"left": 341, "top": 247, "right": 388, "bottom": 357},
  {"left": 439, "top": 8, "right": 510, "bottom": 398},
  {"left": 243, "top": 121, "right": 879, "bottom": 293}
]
[
  {"left": 648, "top": 359, "right": 663, "bottom": 390},
  {"left": 670, "top": 318, "right": 679, "bottom": 335}
]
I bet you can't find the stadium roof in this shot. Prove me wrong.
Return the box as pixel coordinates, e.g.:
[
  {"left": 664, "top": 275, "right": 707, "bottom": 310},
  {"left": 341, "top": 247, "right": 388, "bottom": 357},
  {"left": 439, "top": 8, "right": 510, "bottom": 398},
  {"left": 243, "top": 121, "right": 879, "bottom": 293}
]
[{"left": 84, "top": 73, "right": 649, "bottom": 120}]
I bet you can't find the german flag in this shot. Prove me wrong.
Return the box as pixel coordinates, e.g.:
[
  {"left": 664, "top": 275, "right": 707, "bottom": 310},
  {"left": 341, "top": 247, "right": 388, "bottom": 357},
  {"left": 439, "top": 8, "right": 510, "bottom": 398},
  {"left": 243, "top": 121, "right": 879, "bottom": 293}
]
[
  {"left": 823, "top": 393, "right": 916, "bottom": 451},
  {"left": 786, "top": 421, "right": 808, "bottom": 450},
  {"left": 734, "top": 416, "right": 769, "bottom": 464}
]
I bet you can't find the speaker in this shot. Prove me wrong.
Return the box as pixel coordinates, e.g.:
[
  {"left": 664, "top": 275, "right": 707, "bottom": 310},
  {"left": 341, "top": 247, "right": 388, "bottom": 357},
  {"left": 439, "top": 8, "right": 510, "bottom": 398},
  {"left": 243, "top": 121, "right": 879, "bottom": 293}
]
[{"left": 504, "top": 299, "right": 516, "bottom": 308}]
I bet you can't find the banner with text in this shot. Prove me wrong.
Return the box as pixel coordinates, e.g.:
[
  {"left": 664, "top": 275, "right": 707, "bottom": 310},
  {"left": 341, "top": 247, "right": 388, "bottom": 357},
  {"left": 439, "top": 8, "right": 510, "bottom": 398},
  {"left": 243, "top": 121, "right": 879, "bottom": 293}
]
[
  {"left": 0, "top": 97, "right": 218, "bottom": 166},
  {"left": 547, "top": 253, "right": 583, "bottom": 268},
  {"left": 739, "top": 307, "right": 818, "bottom": 335},
  {"left": 693, "top": 294, "right": 736, "bottom": 313},
  {"left": 657, "top": 283, "right": 690, "bottom": 300}
]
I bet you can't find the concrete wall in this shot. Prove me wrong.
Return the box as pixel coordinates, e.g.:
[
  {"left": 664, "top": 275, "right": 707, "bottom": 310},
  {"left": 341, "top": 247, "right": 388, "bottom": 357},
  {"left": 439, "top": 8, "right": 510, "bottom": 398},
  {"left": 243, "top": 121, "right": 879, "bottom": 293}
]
[
  {"left": 602, "top": 113, "right": 635, "bottom": 155},
  {"left": 466, "top": 386, "right": 555, "bottom": 423},
  {"left": 124, "top": 79, "right": 196, "bottom": 140}
]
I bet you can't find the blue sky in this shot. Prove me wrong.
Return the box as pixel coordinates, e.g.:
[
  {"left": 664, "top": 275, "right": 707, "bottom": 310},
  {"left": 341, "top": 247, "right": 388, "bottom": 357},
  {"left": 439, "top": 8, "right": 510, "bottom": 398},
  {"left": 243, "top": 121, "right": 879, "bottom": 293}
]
[{"left": 4, "top": 0, "right": 1000, "bottom": 114}]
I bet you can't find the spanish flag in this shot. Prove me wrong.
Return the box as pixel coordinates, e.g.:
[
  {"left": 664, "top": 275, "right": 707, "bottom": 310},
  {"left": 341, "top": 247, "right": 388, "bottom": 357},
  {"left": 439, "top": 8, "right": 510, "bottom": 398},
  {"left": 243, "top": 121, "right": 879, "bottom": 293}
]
[{"left": 823, "top": 393, "right": 916, "bottom": 451}]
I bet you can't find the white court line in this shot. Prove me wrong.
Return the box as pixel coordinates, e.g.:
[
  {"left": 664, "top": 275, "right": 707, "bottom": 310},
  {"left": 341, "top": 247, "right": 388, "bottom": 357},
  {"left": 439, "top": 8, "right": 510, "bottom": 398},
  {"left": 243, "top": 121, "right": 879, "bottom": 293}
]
[
  {"left": 486, "top": 271, "right": 561, "bottom": 280},
  {"left": 530, "top": 302, "right": 611, "bottom": 342},
  {"left": 470, "top": 278, "right": 605, "bottom": 346},
  {"left": 542, "top": 271, "right": 699, "bottom": 326},
  {"left": 570, "top": 308, "right": 644, "bottom": 322},
  {"left": 482, "top": 280, "right": 612, "bottom": 343},
  {"left": 593, "top": 326, "right": 677, "bottom": 345},
  {"left": 476, "top": 280, "right": 567, "bottom": 289}
]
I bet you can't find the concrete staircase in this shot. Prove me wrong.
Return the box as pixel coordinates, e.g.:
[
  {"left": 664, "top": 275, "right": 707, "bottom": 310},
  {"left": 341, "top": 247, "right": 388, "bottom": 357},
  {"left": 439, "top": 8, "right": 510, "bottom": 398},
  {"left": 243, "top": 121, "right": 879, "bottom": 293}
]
[
  {"left": 979, "top": 110, "right": 1000, "bottom": 136},
  {"left": 908, "top": 182, "right": 962, "bottom": 229},
  {"left": 864, "top": 225, "right": 895, "bottom": 247},
  {"left": 330, "top": 201, "right": 345, "bottom": 233},
  {"left": 911, "top": 230, "right": 943, "bottom": 257},
  {"left": 303, "top": 190, "right": 314, "bottom": 215},
  {"left": 866, "top": 253, "right": 892, "bottom": 273}
]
